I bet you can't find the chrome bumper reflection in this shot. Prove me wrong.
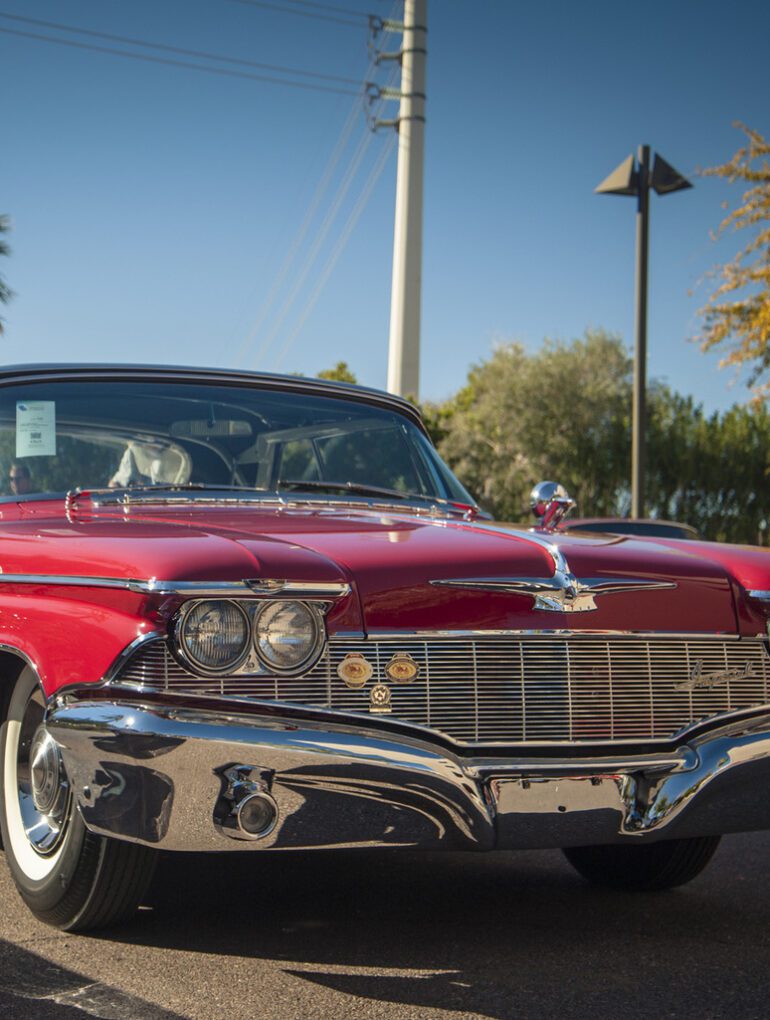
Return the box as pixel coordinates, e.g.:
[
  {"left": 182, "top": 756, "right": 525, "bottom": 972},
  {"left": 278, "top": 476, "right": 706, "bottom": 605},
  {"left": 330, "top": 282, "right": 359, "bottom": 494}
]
[{"left": 46, "top": 699, "right": 770, "bottom": 852}]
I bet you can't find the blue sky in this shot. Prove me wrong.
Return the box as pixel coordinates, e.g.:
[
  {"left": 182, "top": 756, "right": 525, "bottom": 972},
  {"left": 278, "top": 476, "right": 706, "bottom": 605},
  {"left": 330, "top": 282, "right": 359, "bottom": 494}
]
[{"left": 2, "top": 0, "right": 769, "bottom": 411}]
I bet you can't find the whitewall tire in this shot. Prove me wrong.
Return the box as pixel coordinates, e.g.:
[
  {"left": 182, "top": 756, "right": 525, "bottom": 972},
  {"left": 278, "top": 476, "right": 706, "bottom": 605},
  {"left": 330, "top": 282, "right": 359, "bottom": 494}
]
[{"left": 0, "top": 666, "right": 157, "bottom": 930}]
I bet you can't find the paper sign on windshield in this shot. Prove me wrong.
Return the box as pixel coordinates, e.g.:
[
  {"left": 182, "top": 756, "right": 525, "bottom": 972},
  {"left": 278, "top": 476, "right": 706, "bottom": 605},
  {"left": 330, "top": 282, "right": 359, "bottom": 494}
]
[{"left": 16, "top": 401, "right": 56, "bottom": 457}]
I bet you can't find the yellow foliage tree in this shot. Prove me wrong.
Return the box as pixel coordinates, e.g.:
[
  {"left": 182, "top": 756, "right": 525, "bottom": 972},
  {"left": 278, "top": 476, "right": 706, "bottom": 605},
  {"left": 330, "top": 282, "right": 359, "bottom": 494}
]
[{"left": 699, "top": 124, "right": 770, "bottom": 399}]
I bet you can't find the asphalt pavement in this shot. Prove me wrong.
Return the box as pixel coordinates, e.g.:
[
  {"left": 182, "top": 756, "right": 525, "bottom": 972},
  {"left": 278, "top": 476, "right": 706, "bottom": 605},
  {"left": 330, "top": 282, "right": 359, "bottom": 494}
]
[{"left": 1, "top": 832, "right": 769, "bottom": 1019}]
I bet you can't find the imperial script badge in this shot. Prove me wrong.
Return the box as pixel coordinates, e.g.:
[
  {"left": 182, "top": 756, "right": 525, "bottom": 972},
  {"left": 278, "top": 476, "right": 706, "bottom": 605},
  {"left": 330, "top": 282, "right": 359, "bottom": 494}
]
[{"left": 675, "top": 659, "right": 755, "bottom": 692}]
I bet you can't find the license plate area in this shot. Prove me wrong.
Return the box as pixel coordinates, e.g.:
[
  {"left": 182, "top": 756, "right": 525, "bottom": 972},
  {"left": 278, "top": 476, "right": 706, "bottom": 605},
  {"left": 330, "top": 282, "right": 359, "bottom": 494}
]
[{"left": 489, "top": 774, "right": 631, "bottom": 850}]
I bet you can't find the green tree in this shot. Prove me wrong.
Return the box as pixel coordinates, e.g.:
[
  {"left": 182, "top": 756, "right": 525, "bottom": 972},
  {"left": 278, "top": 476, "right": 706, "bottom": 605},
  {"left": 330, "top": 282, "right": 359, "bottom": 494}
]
[
  {"left": 317, "top": 361, "right": 357, "bottom": 384},
  {"left": 429, "top": 330, "right": 632, "bottom": 521},
  {"left": 423, "top": 334, "right": 770, "bottom": 542},
  {"left": 698, "top": 124, "right": 770, "bottom": 400},
  {"left": 646, "top": 383, "right": 770, "bottom": 543},
  {"left": 0, "top": 215, "right": 13, "bottom": 334}
]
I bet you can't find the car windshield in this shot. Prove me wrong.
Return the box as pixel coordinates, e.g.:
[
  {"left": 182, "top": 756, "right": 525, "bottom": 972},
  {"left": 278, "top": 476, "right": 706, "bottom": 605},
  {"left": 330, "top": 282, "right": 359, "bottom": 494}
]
[{"left": 0, "top": 376, "right": 475, "bottom": 509}]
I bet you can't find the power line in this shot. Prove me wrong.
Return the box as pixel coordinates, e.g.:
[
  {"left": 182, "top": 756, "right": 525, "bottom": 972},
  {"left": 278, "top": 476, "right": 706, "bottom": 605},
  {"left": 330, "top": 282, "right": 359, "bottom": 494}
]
[
  {"left": 270, "top": 0, "right": 372, "bottom": 17},
  {"left": 230, "top": 0, "right": 400, "bottom": 368},
  {"left": 237, "top": 1, "right": 399, "bottom": 369},
  {"left": 0, "top": 26, "right": 362, "bottom": 95},
  {"left": 232, "top": 93, "right": 363, "bottom": 365},
  {"left": 244, "top": 64, "right": 398, "bottom": 367},
  {"left": 0, "top": 11, "right": 361, "bottom": 86},
  {"left": 234, "top": 49, "right": 398, "bottom": 367},
  {"left": 273, "top": 131, "right": 396, "bottom": 370},
  {"left": 249, "top": 122, "right": 379, "bottom": 367},
  {"left": 227, "top": 0, "right": 366, "bottom": 29}
]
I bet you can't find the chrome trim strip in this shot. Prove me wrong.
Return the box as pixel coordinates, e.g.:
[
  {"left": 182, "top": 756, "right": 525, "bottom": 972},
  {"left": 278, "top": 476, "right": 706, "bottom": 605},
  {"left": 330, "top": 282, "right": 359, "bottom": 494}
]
[
  {"left": 472, "top": 753, "right": 690, "bottom": 774},
  {"left": 0, "top": 574, "right": 350, "bottom": 599},
  {"left": 0, "top": 642, "right": 43, "bottom": 682},
  {"left": 77, "top": 490, "right": 465, "bottom": 520},
  {"left": 245, "top": 580, "right": 351, "bottom": 598},
  {"left": 101, "top": 632, "right": 165, "bottom": 685},
  {"left": 342, "top": 630, "right": 743, "bottom": 640},
  {"left": 431, "top": 576, "right": 676, "bottom": 613}
]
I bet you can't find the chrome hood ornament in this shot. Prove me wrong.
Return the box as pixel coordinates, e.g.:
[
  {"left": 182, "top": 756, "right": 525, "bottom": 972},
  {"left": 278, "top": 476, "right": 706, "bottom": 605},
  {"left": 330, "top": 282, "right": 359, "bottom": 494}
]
[{"left": 530, "top": 480, "right": 575, "bottom": 531}]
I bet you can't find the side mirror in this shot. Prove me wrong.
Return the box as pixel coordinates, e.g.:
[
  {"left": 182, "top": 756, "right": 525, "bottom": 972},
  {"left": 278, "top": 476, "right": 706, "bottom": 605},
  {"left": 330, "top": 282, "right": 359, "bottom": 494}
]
[{"left": 530, "top": 480, "right": 575, "bottom": 531}]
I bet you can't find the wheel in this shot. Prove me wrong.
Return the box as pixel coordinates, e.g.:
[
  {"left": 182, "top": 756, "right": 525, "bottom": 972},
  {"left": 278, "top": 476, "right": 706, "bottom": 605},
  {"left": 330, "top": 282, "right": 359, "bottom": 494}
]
[
  {"left": 563, "top": 835, "right": 721, "bottom": 891},
  {"left": 0, "top": 666, "right": 157, "bottom": 930}
]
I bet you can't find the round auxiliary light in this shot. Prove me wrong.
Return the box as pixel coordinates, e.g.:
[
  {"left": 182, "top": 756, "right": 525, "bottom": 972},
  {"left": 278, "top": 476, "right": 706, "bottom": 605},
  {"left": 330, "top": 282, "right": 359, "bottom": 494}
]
[
  {"left": 236, "top": 792, "right": 278, "bottom": 839},
  {"left": 179, "top": 599, "right": 250, "bottom": 673},
  {"left": 254, "top": 600, "right": 322, "bottom": 674}
]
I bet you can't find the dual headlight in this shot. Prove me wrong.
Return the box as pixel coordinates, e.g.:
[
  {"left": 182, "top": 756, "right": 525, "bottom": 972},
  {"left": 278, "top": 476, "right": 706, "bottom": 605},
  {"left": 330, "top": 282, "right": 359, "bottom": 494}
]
[{"left": 175, "top": 599, "right": 324, "bottom": 676}]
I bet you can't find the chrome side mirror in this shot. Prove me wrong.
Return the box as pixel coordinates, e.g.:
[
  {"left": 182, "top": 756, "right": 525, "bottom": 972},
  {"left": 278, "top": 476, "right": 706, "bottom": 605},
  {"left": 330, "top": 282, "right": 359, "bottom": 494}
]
[{"left": 530, "top": 481, "right": 575, "bottom": 531}]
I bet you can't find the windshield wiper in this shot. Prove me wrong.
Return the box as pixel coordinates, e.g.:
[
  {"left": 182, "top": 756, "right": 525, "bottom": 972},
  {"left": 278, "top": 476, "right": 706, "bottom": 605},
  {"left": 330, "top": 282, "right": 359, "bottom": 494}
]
[
  {"left": 74, "top": 483, "right": 274, "bottom": 500},
  {"left": 277, "top": 479, "right": 444, "bottom": 504}
]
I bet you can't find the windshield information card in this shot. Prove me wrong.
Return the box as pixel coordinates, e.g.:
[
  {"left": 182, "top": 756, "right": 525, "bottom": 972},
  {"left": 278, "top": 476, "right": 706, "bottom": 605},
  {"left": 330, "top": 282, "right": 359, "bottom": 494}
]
[{"left": 16, "top": 401, "right": 57, "bottom": 458}]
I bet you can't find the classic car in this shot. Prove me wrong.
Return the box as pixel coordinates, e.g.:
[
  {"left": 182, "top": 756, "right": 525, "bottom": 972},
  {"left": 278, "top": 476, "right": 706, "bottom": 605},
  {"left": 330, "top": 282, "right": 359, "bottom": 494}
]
[{"left": 2, "top": 364, "right": 770, "bottom": 932}]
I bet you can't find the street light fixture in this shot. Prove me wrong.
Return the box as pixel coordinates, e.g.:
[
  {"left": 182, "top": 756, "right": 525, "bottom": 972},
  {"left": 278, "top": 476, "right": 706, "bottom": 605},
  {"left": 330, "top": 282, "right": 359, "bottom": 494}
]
[{"left": 596, "top": 145, "right": 692, "bottom": 518}]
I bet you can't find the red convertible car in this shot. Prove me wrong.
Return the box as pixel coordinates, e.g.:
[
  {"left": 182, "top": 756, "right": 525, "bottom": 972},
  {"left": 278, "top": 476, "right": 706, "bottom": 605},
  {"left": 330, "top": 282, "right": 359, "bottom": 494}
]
[{"left": 2, "top": 364, "right": 770, "bottom": 931}]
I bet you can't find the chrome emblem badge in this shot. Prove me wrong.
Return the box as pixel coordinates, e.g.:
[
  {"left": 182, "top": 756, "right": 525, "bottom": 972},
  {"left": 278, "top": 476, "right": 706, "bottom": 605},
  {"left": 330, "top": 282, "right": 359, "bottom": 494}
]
[
  {"left": 385, "top": 653, "right": 419, "bottom": 683},
  {"left": 675, "top": 660, "right": 756, "bottom": 692},
  {"left": 431, "top": 573, "right": 676, "bottom": 613},
  {"left": 337, "top": 653, "right": 373, "bottom": 689},
  {"left": 430, "top": 530, "right": 676, "bottom": 613},
  {"left": 369, "top": 683, "right": 392, "bottom": 714}
]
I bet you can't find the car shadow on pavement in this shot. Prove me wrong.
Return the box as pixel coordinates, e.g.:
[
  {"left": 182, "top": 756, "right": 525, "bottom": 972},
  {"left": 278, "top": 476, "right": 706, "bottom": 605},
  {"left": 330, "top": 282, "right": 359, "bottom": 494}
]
[
  {"left": 0, "top": 937, "right": 185, "bottom": 1020},
  {"left": 93, "top": 833, "right": 770, "bottom": 1019}
]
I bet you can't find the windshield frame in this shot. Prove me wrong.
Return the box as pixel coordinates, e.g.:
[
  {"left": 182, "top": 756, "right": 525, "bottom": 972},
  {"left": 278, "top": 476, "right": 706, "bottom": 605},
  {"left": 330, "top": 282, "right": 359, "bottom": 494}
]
[{"left": 0, "top": 366, "right": 479, "bottom": 513}]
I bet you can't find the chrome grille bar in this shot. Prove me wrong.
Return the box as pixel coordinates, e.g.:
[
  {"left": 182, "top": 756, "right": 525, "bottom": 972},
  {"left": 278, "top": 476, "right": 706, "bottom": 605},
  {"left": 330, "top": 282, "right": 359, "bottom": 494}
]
[{"left": 113, "top": 634, "right": 770, "bottom": 746}]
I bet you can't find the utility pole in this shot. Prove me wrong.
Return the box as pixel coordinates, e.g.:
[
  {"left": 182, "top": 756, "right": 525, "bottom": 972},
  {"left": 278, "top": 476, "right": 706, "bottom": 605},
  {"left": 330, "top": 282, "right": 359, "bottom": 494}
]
[
  {"left": 384, "top": 0, "right": 427, "bottom": 399},
  {"left": 596, "top": 146, "right": 691, "bottom": 518}
]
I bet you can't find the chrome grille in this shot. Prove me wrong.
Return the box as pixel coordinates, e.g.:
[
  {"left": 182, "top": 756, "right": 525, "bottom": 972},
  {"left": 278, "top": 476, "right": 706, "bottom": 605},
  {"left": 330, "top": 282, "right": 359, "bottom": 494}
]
[{"left": 114, "top": 634, "right": 770, "bottom": 745}]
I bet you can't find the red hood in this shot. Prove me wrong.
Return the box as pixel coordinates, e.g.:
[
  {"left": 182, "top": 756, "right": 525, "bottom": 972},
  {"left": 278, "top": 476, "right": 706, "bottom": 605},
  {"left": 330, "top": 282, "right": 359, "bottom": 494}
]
[{"left": 5, "top": 501, "right": 746, "bottom": 634}]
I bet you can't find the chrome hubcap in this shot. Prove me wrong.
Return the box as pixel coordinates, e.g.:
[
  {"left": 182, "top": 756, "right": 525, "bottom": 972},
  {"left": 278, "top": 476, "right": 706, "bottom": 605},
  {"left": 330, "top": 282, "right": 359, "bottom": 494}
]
[
  {"left": 16, "top": 695, "right": 71, "bottom": 856},
  {"left": 30, "top": 727, "right": 65, "bottom": 815}
]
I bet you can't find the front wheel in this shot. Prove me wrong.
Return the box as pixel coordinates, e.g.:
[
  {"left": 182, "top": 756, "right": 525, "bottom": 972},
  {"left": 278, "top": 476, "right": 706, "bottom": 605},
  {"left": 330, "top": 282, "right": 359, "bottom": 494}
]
[
  {"left": 0, "top": 666, "right": 157, "bottom": 930},
  {"left": 563, "top": 835, "right": 721, "bottom": 891}
]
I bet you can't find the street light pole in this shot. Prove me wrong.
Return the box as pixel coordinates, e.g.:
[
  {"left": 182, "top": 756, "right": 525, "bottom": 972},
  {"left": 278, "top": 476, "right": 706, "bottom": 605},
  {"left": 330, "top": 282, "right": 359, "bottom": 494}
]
[
  {"left": 633, "top": 144, "right": 650, "bottom": 519},
  {"left": 596, "top": 146, "right": 692, "bottom": 518}
]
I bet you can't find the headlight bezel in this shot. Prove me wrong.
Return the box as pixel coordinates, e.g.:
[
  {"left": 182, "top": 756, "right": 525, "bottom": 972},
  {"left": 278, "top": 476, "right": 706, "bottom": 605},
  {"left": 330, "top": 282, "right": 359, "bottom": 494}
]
[
  {"left": 253, "top": 599, "right": 324, "bottom": 676},
  {"left": 175, "top": 598, "right": 252, "bottom": 676},
  {"left": 171, "top": 597, "right": 326, "bottom": 677}
]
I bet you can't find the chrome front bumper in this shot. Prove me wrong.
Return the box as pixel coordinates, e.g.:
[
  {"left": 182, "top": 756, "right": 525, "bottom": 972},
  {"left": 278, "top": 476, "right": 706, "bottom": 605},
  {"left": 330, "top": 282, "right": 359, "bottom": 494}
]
[{"left": 46, "top": 697, "right": 770, "bottom": 852}]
